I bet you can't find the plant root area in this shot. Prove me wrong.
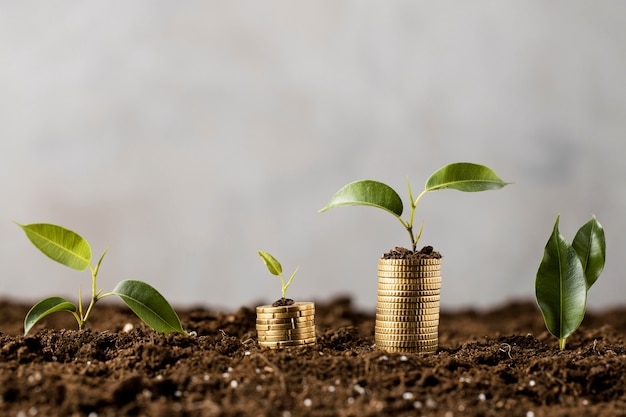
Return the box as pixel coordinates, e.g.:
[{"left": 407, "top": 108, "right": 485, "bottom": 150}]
[{"left": 1, "top": 297, "right": 625, "bottom": 417}]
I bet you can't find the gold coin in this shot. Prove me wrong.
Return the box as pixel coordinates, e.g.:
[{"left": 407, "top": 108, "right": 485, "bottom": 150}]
[
  {"left": 257, "top": 333, "right": 317, "bottom": 342},
  {"left": 374, "top": 325, "right": 438, "bottom": 334},
  {"left": 378, "top": 258, "right": 442, "bottom": 267},
  {"left": 255, "top": 321, "right": 315, "bottom": 331},
  {"left": 377, "top": 271, "right": 441, "bottom": 280},
  {"left": 375, "top": 343, "right": 439, "bottom": 352},
  {"left": 375, "top": 303, "right": 440, "bottom": 311},
  {"left": 376, "top": 306, "right": 440, "bottom": 315},
  {"left": 255, "top": 309, "right": 315, "bottom": 320},
  {"left": 375, "top": 319, "right": 439, "bottom": 329},
  {"left": 377, "top": 286, "right": 440, "bottom": 293},
  {"left": 374, "top": 332, "right": 438, "bottom": 341},
  {"left": 256, "top": 302, "right": 315, "bottom": 314},
  {"left": 258, "top": 337, "right": 316, "bottom": 348},
  {"left": 376, "top": 295, "right": 440, "bottom": 303},
  {"left": 257, "top": 328, "right": 316, "bottom": 338},
  {"left": 377, "top": 277, "right": 441, "bottom": 285},
  {"left": 376, "top": 295, "right": 441, "bottom": 304},
  {"left": 256, "top": 316, "right": 315, "bottom": 325},
  {"left": 376, "top": 339, "right": 439, "bottom": 347},
  {"left": 376, "top": 313, "right": 439, "bottom": 322}
]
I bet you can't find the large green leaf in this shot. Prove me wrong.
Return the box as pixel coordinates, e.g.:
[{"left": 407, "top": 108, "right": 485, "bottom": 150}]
[
  {"left": 425, "top": 162, "right": 511, "bottom": 193},
  {"left": 318, "top": 180, "right": 403, "bottom": 218},
  {"left": 24, "top": 296, "right": 77, "bottom": 336},
  {"left": 535, "top": 216, "right": 587, "bottom": 350},
  {"left": 16, "top": 223, "right": 92, "bottom": 271},
  {"left": 258, "top": 251, "right": 282, "bottom": 276},
  {"left": 572, "top": 216, "right": 606, "bottom": 290},
  {"left": 111, "top": 280, "right": 186, "bottom": 335}
]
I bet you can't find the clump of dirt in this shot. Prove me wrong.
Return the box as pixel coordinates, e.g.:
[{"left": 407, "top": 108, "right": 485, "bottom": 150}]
[
  {"left": 271, "top": 297, "right": 295, "bottom": 307},
  {"left": 1, "top": 297, "right": 625, "bottom": 417},
  {"left": 382, "top": 245, "right": 442, "bottom": 259}
]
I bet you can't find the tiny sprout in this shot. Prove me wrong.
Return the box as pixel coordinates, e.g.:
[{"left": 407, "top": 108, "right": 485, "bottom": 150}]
[
  {"left": 258, "top": 251, "right": 299, "bottom": 301},
  {"left": 16, "top": 222, "right": 187, "bottom": 336}
]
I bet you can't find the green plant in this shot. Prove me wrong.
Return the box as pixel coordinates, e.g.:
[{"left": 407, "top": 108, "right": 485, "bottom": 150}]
[
  {"left": 319, "top": 162, "right": 511, "bottom": 251},
  {"left": 16, "top": 222, "right": 187, "bottom": 336},
  {"left": 535, "top": 215, "right": 606, "bottom": 350},
  {"left": 258, "top": 251, "right": 299, "bottom": 300}
]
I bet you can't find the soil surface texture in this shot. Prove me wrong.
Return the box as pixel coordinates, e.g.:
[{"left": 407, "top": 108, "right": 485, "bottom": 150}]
[{"left": 1, "top": 297, "right": 625, "bottom": 417}]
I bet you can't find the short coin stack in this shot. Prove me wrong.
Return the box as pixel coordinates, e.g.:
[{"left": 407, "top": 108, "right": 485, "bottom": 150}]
[
  {"left": 256, "top": 302, "right": 316, "bottom": 348},
  {"left": 375, "top": 258, "right": 442, "bottom": 354}
]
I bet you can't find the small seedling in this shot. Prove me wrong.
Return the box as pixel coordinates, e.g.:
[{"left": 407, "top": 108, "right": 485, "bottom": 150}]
[
  {"left": 16, "top": 222, "right": 187, "bottom": 336},
  {"left": 319, "top": 162, "right": 511, "bottom": 251},
  {"left": 258, "top": 251, "right": 299, "bottom": 305},
  {"left": 535, "top": 215, "right": 606, "bottom": 350}
]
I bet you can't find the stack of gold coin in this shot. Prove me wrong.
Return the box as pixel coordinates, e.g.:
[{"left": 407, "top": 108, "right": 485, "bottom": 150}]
[
  {"left": 375, "top": 258, "right": 442, "bottom": 354},
  {"left": 256, "top": 302, "right": 316, "bottom": 348}
]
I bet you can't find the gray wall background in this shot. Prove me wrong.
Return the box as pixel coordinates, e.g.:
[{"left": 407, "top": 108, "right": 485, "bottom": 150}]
[{"left": 1, "top": 2, "right": 624, "bottom": 312}]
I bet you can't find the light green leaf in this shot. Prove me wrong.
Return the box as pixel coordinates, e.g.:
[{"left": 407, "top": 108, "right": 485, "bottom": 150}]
[
  {"left": 535, "top": 216, "right": 587, "bottom": 350},
  {"left": 258, "top": 251, "right": 282, "bottom": 276},
  {"left": 24, "top": 296, "right": 77, "bottom": 336},
  {"left": 424, "top": 162, "right": 511, "bottom": 193},
  {"left": 572, "top": 216, "right": 606, "bottom": 290},
  {"left": 318, "top": 180, "right": 403, "bottom": 218},
  {"left": 111, "top": 280, "right": 186, "bottom": 335},
  {"left": 16, "top": 222, "right": 92, "bottom": 271}
]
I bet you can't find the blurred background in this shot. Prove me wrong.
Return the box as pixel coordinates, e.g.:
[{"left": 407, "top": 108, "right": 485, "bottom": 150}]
[{"left": 1, "top": 1, "right": 624, "bottom": 312}]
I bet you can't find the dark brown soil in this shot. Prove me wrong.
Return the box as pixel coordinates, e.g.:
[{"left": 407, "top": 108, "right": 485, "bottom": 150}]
[
  {"left": 383, "top": 246, "right": 442, "bottom": 259},
  {"left": 1, "top": 297, "right": 625, "bottom": 417}
]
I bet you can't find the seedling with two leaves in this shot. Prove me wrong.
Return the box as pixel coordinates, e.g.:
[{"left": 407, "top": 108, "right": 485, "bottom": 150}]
[
  {"left": 319, "top": 162, "right": 511, "bottom": 251},
  {"left": 535, "top": 215, "right": 606, "bottom": 350},
  {"left": 16, "top": 222, "right": 187, "bottom": 336},
  {"left": 258, "top": 251, "right": 299, "bottom": 305}
]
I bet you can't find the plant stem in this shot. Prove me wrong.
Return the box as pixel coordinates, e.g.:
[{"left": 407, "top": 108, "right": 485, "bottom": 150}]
[{"left": 559, "top": 338, "right": 566, "bottom": 350}]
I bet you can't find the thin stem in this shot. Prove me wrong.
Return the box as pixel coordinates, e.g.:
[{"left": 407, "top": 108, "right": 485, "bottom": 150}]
[
  {"left": 559, "top": 338, "right": 566, "bottom": 350},
  {"left": 280, "top": 274, "right": 287, "bottom": 299}
]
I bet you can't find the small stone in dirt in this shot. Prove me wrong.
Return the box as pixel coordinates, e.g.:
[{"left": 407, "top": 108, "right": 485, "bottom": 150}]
[{"left": 272, "top": 298, "right": 295, "bottom": 307}]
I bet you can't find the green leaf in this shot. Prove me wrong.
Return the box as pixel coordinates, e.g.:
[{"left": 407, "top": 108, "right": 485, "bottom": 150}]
[
  {"left": 424, "top": 162, "right": 511, "bottom": 193},
  {"left": 318, "top": 180, "right": 404, "bottom": 218},
  {"left": 16, "top": 223, "right": 92, "bottom": 271},
  {"left": 535, "top": 216, "right": 587, "bottom": 350},
  {"left": 572, "top": 216, "right": 606, "bottom": 290},
  {"left": 258, "top": 251, "right": 282, "bottom": 276},
  {"left": 24, "top": 296, "right": 77, "bottom": 336},
  {"left": 111, "top": 280, "right": 186, "bottom": 335}
]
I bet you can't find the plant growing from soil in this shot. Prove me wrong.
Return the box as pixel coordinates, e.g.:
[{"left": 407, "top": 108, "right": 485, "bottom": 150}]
[
  {"left": 16, "top": 222, "right": 187, "bottom": 336},
  {"left": 535, "top": 215, "right": 606, "bottom": 350},
  {"left": 258, "top": 251, "right": 299, "bottom": 306},
  {"left": 319, "top": 162, "right": 511, "bottom": 251}
]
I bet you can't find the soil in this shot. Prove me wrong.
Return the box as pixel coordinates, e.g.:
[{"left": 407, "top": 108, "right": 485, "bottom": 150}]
[
  {"left": 1, "top": 297, "right": 625, "bottom": 417},
  {"left": 383, "top": 246, "right": 442, "bottom": 259}
]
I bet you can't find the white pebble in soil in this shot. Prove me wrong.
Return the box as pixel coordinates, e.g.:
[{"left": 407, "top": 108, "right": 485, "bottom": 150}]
[
  {"left": 303, "top": 398, "right": 312, "bottom": 407},
  {"left": 402, "top": 392, "right": 414, "bottom": 401}
]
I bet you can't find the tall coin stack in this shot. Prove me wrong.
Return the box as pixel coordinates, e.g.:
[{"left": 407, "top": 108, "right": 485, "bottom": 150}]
[
  {"left": 256, "top": 302, "right": 316, "bottom": 348},
  {"left": 375, "top": 258, "right": 442, "bottom": 354}
]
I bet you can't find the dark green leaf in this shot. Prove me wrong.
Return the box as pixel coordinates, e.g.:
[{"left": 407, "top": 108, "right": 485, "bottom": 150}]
[
  {"left": 16, "top": 222, "right": 92, "bottom": 271},
  {"left": 535, "top": 216, "right": 587, "bottom": 349},
  {"left": 424, "top": 162, "right": 511, "bottom": 193},
  {"left": 258, "top": 251, "right": 282, "bottom": 276},
  {"left": 112, "top": 280, "right": 186, "bottom": 335},
  {"left": 318, "top": 180, "right": 403, "bottom": 218},
  {"left": 24, "top": 296, "right": 77, "bottom": 336},
  {"left": 572, "top": 216, "right": 606, "bottom": 290}
]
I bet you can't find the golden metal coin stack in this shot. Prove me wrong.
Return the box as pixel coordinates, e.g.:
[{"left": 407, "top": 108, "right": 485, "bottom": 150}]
[
  {"left": 375, "top": 258, "right": 442, "bottom": 354},
  {"left": 256, "top": 302, "right": 316, "bottom": 348}
]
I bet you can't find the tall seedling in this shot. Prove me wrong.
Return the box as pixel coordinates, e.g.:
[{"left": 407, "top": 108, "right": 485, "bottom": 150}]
[{"left": 535, "top": 215, "right": 605, "bottom": 350}]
